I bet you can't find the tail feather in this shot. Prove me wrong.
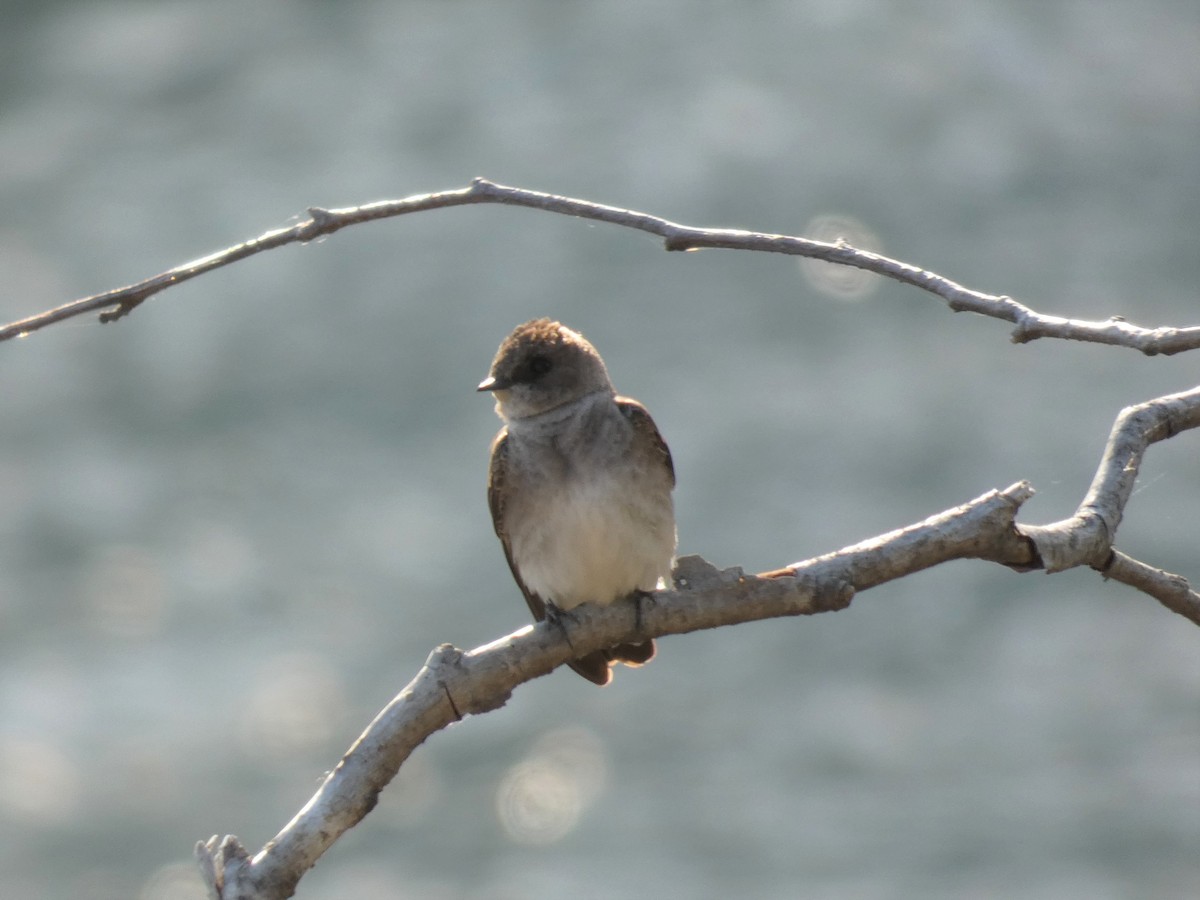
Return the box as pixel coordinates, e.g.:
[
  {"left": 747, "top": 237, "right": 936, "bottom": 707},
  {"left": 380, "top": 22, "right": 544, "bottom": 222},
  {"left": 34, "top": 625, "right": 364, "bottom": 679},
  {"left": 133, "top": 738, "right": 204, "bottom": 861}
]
[{"left": 568, "top": 639, "right": 657, "bottom": 686}]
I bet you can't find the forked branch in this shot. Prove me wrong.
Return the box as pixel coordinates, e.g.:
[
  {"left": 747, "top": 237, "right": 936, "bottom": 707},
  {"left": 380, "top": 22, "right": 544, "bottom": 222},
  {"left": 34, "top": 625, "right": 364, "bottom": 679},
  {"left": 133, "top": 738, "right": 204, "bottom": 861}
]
[
  {"left": 196, "top": 388, "right": 1200, "bottom": 898},
  {"left": 196, "top": 374, "right": 1200, "bottom": 898}
]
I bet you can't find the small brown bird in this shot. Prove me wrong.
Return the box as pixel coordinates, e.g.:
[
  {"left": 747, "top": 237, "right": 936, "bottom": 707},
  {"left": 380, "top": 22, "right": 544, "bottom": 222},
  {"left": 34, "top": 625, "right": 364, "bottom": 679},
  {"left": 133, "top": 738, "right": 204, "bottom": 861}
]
[{"left": 479, "top": 319, "right": 676, "bottom": 685}]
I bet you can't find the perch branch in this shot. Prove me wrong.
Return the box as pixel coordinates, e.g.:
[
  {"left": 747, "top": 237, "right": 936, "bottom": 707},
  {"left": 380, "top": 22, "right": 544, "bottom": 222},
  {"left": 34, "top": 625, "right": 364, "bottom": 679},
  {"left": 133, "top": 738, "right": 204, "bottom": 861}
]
[
  {"left": 197, "top": 480, "right": 1035, "bottom": 900},
  {"left": 3, "top": 179, "right": 1198, "bottom": 354},
  {"left": 196, "top": 375, "right": 1200, "bottom": 900}
]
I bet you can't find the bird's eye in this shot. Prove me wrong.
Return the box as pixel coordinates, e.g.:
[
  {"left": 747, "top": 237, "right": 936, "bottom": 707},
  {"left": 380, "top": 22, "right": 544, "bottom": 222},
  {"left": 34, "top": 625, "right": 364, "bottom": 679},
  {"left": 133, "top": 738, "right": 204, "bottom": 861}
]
[{"left": 526, "top": 354, "right": 552, "bottom": 379}]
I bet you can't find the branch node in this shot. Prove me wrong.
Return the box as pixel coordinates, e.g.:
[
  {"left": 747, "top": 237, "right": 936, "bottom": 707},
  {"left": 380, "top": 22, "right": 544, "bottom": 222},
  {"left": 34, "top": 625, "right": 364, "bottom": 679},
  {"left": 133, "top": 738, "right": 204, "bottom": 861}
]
[
  {"left": 1005, "top": 533, "right": 1044, "bottom": 573},
  {"left": 469, "top": 176, "right": 499, "bottom": 196},
  {"left": 672, "top": 555, "right": 741, "bottom": 591},
  {"left": 299, "top": 207, "right": 337, "bottom": 242},
  {"left": 1009, "top": 316, "right": 1037, "bottom": 345},
  {"left": 810, "top": 575, "right": 856, "bottom": 612},
  {"left": 98, "top": 293, "right": 149, "bottom": 324},
  {"left": 427, "top": 642, "right": 462, "bottom": 665},
  {"left": 427, "top": 644, "right": 466, "bottom": 720},
  {"left": 428, "top": 642, "right": 513, "bottom": 718}
]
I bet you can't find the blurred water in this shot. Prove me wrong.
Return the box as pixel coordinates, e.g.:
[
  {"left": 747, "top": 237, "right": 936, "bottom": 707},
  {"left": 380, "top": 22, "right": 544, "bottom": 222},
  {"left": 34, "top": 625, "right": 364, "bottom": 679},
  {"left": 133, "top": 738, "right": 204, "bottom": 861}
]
[{"left": 0, "top": 2, "right": 1197, "bottom": 898}]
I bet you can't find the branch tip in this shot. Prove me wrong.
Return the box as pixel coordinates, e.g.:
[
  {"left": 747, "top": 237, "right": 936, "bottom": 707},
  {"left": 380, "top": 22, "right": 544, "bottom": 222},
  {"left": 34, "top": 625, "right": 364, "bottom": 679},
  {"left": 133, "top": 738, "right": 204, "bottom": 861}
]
[
  {"left": 426, "top": 642, "right": 464, "bottom": 670},
  {"left": 996, "top": 481, "right": 1036, "bottom": 508},
  {"left": 194, "top": 838, "right": 220, "bottom": 892}
]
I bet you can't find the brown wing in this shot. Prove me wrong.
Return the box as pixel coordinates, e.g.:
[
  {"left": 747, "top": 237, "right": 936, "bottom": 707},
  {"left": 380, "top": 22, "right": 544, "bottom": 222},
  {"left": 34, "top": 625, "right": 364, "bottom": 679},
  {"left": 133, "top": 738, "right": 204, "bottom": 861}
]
[
  {"left": 487, "top": 429, "right": 616, "bottom": 686},
  {"left": 607, "top": 399, "right": 670, "bottom": 676},
  {"left": 487, "top": 429, "right": 546, "bottom": 623},
  {"left": 617, "top": 398, "right": 675, "bottom": 488}
]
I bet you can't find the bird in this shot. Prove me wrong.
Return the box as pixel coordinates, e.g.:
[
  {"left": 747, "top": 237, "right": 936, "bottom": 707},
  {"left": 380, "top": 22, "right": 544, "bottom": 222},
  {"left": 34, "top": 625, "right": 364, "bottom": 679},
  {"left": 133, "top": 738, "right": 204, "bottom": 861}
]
[{"left": 479, "top": 318, "right": 676, "bottom": 685}]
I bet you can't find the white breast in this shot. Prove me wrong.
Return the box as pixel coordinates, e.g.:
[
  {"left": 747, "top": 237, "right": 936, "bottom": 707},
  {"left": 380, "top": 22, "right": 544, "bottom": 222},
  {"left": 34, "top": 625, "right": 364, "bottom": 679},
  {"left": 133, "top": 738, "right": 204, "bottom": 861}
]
[{"left": 510, "top": 470, "right": 675, "bottom": 610}]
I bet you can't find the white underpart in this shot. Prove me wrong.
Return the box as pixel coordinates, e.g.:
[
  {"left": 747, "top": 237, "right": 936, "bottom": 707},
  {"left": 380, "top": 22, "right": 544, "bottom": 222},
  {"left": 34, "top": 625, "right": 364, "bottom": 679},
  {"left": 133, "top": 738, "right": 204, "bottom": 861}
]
[{"left": 510, "top": 469, "right": 674, "bottom": 610}]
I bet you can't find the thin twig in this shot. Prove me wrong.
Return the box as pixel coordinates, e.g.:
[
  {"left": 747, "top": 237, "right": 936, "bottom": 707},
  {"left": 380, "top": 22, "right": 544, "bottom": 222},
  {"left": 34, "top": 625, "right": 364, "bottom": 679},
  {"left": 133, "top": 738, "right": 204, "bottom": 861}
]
[
  {"left": 1099, "top": 550, "right": 1200, "bottom": 624},
  {"left": 3, "top": 178, "right": 1199, "bottom": 353}
]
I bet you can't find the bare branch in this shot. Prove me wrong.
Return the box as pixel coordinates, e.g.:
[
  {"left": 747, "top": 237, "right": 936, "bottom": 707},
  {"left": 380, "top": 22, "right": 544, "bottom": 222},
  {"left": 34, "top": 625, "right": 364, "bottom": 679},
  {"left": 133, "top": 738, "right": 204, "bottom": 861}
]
[
  {"left": 193, "top": 421, "right": 1198, "bottom": 898},
  {"left": 197, "top": 481, "right": 1034, "bottom": 900},
  {"left": 1022, "top": 385, "right": 1200, "bottom": 583},
  {"left": 1099, "top": 550, "right": 1200, "bottom": 623},
  {"left": 3, "top": 179, "right": 1198, "bottom": 353}
]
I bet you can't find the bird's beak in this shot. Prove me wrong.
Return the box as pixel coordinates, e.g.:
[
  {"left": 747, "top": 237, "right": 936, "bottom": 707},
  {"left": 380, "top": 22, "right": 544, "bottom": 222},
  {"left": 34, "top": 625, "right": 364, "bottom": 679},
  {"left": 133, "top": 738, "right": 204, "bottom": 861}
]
[{"left": 477, "top": 375, "right": 508, "bottom": 392}]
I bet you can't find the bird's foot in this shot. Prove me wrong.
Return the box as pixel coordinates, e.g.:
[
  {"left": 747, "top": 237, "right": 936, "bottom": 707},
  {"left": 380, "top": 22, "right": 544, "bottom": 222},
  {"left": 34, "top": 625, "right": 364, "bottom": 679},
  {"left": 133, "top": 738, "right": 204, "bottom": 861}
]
[
  {"left": 543, "top": 600, "right": 578, "bottom": 651},
  {"left": 631, "top": 589, "right": 656, "bottom": 639}
]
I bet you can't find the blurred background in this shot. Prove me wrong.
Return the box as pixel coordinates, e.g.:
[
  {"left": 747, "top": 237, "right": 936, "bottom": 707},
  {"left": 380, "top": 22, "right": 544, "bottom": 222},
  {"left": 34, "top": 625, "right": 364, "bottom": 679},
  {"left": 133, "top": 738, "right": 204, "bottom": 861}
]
[{"left": 0, "top": 2, "right": 1197, "bottom": 898}]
